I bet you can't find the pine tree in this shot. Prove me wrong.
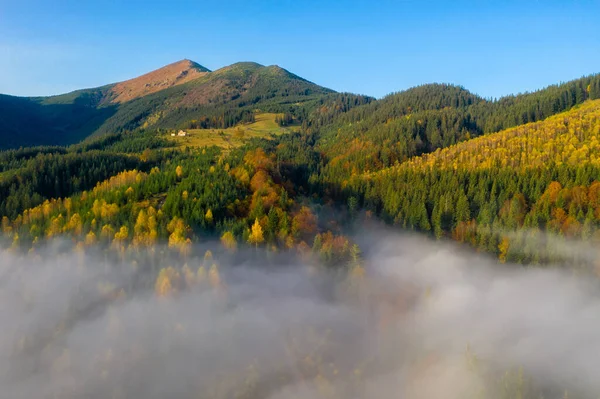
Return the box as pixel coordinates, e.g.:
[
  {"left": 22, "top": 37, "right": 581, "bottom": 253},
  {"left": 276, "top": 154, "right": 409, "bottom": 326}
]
[{"left": 266, "top": 207, "right": 279, "bottom": 242}]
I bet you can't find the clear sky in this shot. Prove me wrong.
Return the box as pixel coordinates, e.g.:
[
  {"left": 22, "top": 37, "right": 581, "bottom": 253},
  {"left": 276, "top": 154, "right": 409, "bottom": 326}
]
[{"left": 1, "top": 0, "right": 599, "bottom": 99}]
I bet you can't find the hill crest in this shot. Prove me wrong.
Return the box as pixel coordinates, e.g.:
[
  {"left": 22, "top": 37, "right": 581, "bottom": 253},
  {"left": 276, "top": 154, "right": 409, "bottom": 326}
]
[{"left": 107, "top": 59, "right": 210, "bottom": 104}]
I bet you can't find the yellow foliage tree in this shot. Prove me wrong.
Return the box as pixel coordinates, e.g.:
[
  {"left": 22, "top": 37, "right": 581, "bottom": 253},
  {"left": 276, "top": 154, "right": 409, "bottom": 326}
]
[
  {"left": 46, "top": 214, "right": 64, "bottom": 238},
  {"left": 134, "top": 209, "right": 148, "bottom": 236},
  {"left": 155, "top": 269, "right": 173, "bottom": 297},
  {"left": 113, "top": 226, "right": 130, "bottom": 253},
  {"left": 100, "top": 224, "right": 114, "bottom": 241},
  {"left": 85, "top": 231, "right": 97, "bottom": 246},
  {"left": 132, "top": 209, "right": 158, "bottom": 247},
  {"left": 167, "top": 217, "right": 191, "bottom": 256},
  {"left": 114, "top": 226, "right": 129, "bottom": 243},
  {"left": 248, "top": 218, "right": 264, "bottom": 247},
  {"left": 64, "top": 198, "right": 72, "bottom": 217},
  {"left": 155, "top": 266, "right": 181, "bottom": 297},
  {"left": 66, "top": 213, "right": 83, "bottom": 236},
  {"left": 220, "top": 231, "right": 237, "bottom": 252},
  {"left": 2, "top": 216, "right": 12, "bottom": 235},
  {"left": 205, "top": 209, "right": 214, "bottom": 225}
]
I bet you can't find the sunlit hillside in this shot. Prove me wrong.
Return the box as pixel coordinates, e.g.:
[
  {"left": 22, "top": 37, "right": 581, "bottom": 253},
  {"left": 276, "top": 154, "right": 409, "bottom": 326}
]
[
  {"left": 316, "top": 76, "right": 600, "bottom": 184},
  {"left": 394, "top": 99, "right": 600, "bottom": 172},
  {"left": 346, "top": 100, "right": 600, "bottom": 264}
]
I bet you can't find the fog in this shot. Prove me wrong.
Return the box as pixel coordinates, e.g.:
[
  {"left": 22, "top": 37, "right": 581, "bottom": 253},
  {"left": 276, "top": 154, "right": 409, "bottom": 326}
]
[{"left": 1, "top": 231, "right": 600, "bottom": 399}]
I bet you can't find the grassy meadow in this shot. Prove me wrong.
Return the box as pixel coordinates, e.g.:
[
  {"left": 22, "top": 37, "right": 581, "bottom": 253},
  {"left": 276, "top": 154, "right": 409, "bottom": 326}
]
[{"left": 170, "top": 112, "right": 301, "bottom": 150}]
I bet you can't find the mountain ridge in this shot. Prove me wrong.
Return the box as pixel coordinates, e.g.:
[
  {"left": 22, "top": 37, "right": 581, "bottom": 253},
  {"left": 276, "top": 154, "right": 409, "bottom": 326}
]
[
  {"left": 0, "top": 59, "right": 336, "bottom": 149},
  {"left": 1, "top": 60, "right": 599, "bottom": 151}
]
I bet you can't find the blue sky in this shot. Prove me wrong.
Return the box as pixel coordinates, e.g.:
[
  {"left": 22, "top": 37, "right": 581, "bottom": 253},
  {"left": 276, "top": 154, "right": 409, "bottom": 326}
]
[{"left": 1, "top": 0, "right": 599, "bottom": 99}]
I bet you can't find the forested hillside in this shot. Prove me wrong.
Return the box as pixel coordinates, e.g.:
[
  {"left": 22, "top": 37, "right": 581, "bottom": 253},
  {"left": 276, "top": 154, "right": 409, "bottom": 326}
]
[
  {"left": 316, "top": 74, "right": 600, "bottom": 183},
  {"left": 343, "top": 99, "right": 600, "bottom": 265}
]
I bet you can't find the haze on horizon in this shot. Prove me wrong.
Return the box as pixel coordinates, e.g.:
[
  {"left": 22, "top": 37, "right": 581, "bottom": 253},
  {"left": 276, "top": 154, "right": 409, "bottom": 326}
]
[{"left": 1, "top": 0, "right": 599, "bottom": 99}]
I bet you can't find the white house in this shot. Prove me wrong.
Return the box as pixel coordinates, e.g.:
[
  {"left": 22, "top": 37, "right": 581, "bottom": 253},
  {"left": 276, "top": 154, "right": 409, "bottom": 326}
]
[{"left": 177, "top": 130, "right": 187, "bottom": 137}]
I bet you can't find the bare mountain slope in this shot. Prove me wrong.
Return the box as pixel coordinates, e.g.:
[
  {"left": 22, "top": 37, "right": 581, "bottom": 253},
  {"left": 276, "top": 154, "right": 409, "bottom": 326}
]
[{"left": 107, "top": 59, "right": 210, "bottom": 104}]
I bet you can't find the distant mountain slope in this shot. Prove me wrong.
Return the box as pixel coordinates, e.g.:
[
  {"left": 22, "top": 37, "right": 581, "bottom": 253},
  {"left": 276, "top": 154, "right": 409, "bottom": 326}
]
[{"left": 0, "top": 60, "right": 334, "bottom": 149}]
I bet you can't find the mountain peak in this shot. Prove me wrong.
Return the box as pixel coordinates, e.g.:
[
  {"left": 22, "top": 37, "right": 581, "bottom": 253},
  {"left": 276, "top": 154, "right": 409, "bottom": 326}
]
[
  {"left": 108, "top": 59, "right": 211, "bottom": 104},
  {"left": 177, "top": 59, "right": 211, "bottom": 73}
]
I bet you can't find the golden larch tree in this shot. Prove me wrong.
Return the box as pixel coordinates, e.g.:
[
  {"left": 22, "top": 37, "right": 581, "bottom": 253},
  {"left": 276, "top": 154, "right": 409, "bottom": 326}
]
[
  {"left": 220, "top": 231, "right": 237, "bottom": 252},
  {"left": 248, "top": 218, "right": 264, "bottom": 247}
]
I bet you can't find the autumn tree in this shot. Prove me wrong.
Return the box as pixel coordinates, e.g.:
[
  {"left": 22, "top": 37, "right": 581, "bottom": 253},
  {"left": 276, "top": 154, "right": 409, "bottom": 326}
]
[
  {"left": 167, "top": 217, "right": 191, "bottom": 257},
  {"left": 155, "top": 267, "right": 181, "bottom": 297},
  {"left": 248, "top": 218, "right": 264, "bottom": 247},
  {"left": 292, "top": 206, "right": 317, "bottom": 238},
  {"left": 220, "top": 231, "right": 237, "bottom": 252},
  {"left": 205, "top": 209, "right": 214, "bottom": 225},
  {"left": 498, "top": 236, "right": 510, "bottom": 263}
]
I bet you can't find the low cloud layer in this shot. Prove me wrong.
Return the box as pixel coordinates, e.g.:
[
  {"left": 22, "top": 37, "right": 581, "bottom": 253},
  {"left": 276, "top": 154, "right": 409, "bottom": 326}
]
[{"left": 1, "top": 231, "right": 599, "bottom": 399}]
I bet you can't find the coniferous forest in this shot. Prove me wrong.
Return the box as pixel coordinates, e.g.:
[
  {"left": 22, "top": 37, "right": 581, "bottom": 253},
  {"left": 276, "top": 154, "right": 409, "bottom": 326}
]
[{"left": 2, "top": 57, "right": 600, "bottom": 398}]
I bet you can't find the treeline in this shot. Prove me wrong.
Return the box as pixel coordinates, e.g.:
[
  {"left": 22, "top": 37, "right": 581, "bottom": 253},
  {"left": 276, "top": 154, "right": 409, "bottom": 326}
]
[
  {"left": 185, "top": 109, "right": 256, "bottom": 129},
  {"left": 75, "top": 130, "right": 172, "bottom": 153},
  {"left": 275, "top": 112, "right": 294, "bottom": 126},
  {"left": 0, "top": 146, "right": 68, "bottom": 172},
  {"left": 302, "top": 93, "right": 374, "bottom": 132},
  {"left": 0, "top": 130, "right": 171, "bottom": 166}
]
